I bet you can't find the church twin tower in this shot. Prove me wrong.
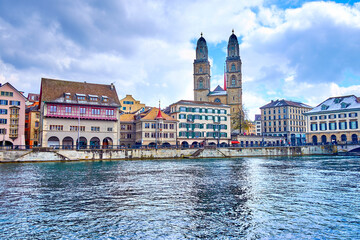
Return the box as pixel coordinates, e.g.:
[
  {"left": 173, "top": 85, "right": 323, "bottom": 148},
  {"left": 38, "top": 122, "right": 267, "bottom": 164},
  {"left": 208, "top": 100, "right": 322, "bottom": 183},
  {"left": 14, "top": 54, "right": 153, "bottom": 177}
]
[{"left": 193, "top": 30, "right": 242, "bottom": 124}]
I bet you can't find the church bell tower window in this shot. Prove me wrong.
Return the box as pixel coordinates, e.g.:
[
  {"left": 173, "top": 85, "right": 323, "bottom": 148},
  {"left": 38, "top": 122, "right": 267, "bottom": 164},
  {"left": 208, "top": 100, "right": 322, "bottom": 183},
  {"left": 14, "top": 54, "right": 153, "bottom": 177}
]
[{"left": 231, "top": 76, "right": 236, "bottom": 86}]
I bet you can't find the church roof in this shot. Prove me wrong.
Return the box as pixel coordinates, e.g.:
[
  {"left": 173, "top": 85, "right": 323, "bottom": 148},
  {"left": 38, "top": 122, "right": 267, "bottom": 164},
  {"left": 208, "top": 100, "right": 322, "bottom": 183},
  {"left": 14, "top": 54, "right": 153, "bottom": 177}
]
[{"left": 208, "top": 85, "right": 227, "bottom": 96}]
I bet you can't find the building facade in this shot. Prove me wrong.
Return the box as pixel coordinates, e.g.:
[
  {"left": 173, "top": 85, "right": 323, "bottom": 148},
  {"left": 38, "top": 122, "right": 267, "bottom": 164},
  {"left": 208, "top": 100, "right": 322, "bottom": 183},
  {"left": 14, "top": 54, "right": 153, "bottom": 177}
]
[
  {"left": 260, "top": 99, "right": 312, "bottom": 145},
  {"left": 119, "top": 94, "right": 145, "bottom": 113},
  {"left": 255, "top": 114, "right": 262, "bottom": 136},
  {"left": 304, "top": 95, "right": 360, "bottom": 144},
  {"left": 39, "top": 78, "right": 120, "bottom": 148},
  {"left": 169, "top": 100, "right": 231, "bottom": 147},
  {"left": 193, "top": 31, "right": 242, "bottom": 130},
  {"left": 25, "top": 102, "right": 40, "bottom": 147},
  {"left": 0, "top": 83, "right": 26, "bottom": 147},
  {"left": 119, "top": 113, "right": 136, "bottom": 147}
]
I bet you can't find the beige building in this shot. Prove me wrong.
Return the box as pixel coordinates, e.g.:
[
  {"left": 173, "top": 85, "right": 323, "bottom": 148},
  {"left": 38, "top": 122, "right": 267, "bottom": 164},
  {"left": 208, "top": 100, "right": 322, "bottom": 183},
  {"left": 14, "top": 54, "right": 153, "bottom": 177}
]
[
  {"left": 260, "top": 99, "right": 312, "bottom": 145},
  {"left": 304, "top": 95, "right": 360, "bottom": 144},
  {"left": 119, "top": 113, "right": 136, "bottom": 147},
  {"left": 39, "top": 78, "right": 120, "bottom": 149},
  {"left": 169, "top": 100, "right": 231, "bottom": 147},
  {"left": 119, "top": 95, "right": 145, "bottom": 113},
  {"left": 193, "top": 31, "right": 242, "bottom": 130}
]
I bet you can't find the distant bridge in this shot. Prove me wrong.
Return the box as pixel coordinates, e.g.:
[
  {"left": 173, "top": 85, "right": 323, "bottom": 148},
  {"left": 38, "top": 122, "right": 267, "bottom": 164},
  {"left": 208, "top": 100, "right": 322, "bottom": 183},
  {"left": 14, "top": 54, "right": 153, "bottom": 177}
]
[{"left": 337, "top": 144, "right": 360, "bottom": 153}]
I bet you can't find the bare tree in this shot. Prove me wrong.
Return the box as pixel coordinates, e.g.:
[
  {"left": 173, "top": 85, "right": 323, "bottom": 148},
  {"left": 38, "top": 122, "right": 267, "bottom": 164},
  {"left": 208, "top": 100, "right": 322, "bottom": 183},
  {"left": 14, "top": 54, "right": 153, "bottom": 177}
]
[{"left": 231, "top": 105, "right": 250, "bottom": 134}]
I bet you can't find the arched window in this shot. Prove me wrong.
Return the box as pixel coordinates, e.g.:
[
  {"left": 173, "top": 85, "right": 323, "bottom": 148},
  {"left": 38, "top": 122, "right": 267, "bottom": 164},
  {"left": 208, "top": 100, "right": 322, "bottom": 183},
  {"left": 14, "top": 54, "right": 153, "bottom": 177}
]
[
  {"left": 231, "top": 64, "right": 236, "bottom": 72},
  {"left": 199, "top": 67, "right": 203, "bottom": 73},
  {"left": 231, "top": 76, "right": 236, "bottom": 86},
  {"left": 214, "top": 98, "right": 221, "bottom": 103},
  {"left": 198, "top": 79, "right": 204, "bottom": 89}
]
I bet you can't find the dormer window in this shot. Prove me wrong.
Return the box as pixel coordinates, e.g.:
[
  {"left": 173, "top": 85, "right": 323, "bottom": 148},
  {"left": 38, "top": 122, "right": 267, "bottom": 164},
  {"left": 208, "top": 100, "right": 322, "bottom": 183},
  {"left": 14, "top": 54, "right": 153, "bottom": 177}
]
[
  {"left": 65, "top": 93, "right": 71, "bottom": 100},
  {"left": 341, "top": 102, "right": 350, "bottom": 109},
  {"left": 334, "top": 98, "right": 343, "bottom": 104},
  {"left": 76, "top": 93, "right": 86, "bottom": 101},
  {"left": 88, "top": 95, "right": 98, "bottom": 102},
  {"left": 102, "top": 96, "right": 108, "bottom": 102},
  {"left": 321, "top": 104, "right": 329, "bottom": 110}
]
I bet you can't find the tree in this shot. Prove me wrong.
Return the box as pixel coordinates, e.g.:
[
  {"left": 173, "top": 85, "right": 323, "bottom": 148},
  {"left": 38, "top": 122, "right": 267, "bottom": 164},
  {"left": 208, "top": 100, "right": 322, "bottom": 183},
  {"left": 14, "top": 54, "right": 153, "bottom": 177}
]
[{"left": 231, "top": 105, "right": 250, "bottom": 134}]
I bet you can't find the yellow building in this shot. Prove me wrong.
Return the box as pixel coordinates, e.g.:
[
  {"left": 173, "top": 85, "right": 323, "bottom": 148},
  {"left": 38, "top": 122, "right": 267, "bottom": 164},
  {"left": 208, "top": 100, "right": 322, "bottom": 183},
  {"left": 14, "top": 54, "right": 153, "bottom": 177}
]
[
  {"left": 119, "top": 95, "right": 145, "bottom": 113},
  {"left": 25, "top": 102, "right": 40, "bottom": 147}
]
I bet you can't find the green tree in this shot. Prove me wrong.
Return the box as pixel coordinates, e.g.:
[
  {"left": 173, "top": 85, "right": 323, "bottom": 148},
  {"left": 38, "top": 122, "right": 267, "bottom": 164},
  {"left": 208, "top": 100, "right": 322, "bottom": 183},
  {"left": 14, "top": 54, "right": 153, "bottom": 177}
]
[{"left": 231, "top": 105, "right": 250, "bottom": 134}]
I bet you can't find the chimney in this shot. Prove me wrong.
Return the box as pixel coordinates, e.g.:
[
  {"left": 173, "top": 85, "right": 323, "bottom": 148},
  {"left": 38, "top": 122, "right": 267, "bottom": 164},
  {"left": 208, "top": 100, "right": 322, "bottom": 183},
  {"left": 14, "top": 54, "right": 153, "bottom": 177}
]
[{"left": 110, "top": 83, "right": 114, "bottom": 90}]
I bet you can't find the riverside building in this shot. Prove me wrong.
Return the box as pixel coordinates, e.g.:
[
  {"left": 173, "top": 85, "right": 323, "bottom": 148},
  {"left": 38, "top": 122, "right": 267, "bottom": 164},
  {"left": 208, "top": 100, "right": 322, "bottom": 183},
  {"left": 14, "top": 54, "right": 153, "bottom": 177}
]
[
  {"left": 39, "top": 78, "right": 121, "bottom": 148},
  {"left": 169, "top": 100, "right": 231, "bottom": 147},
  {"left": 25, "top": 102, "right": 40, "bottom": 147},
  {"left": 0, "top": 82, "right": 26, "bottom": 147},
  {"left": 119, "top": 94, "right": 145, "bottom": 113},
  {"left": 260, "top": 99, "right": 312, "bottom": 145},
  {"left": 304, "top": 95, "right": 360, "bottom": 144}
]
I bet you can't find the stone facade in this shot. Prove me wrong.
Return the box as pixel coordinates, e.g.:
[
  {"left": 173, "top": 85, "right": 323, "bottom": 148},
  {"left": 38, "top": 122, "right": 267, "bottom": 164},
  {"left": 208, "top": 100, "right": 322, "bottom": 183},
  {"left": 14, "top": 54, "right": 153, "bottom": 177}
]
[
  {"left": 193, "top": 31, "right": 242, "bottom": 130},
  {"left": 304, "top": 95, "right": 360, "bottom": 144},
  {"left": 260, "top": 99, "right": 312, "bottom": 145}
]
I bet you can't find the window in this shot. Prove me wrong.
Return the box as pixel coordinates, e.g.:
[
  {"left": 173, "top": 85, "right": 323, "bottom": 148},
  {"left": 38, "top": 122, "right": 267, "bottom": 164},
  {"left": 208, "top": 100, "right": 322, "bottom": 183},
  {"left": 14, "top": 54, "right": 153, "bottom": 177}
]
[
  {"left": 310, "top": 116, "right": 317, "bottom": 120},
  {"left": 102, "top": 96, "right": 108, "bottom": 102},
  {"left": 151, "top": 123, "right": 156, "bottom": 129},
  {"left": 1, "top": 91, "right": 13, "bottom": 97},
  {"left": 91, "top": 126, "right": 100, "bottom": 132},
  {"left": 35, "top": 121, "right": 39, "bottom": 127},
  {"left": 92, "top": 109, "right": 100, "bottom": 115},
  {"left": 199, "top": 67, "right": 203, "bottom": 73},
  {"left": 179, "top": 107, "right": 186, "bottom": 112},
  {"left": 0, "top": 109, "right": 7, "bottom": 114},
  {"left": 127, "top": 134, "right": 132, "bottom": 139},
  {"left": 107, "top": 127, "right": 113, "bottom": 132},
  {"left": 179, "top": 114, "right": 186, "bottom": 119},
  {"left": 145, "top": 123, "right": 150, "bottom": 128},
  {"left": 339, "top": 122, "right": 347, "bottom": 130},
  {"left": 145, "top": 133, "right": 150, "bottom": 138},
  {"left": 80, "top": 107, "right": 86, "bottom": 114},
  {"left": 320, "top": 123, "right": 327, "bottom": 131},
  {"left": 170, "top": 133, "right": 174, "bottom": 138},
  {"left": 127, "top": 125, "right": 132, "bottom": 130},
  {"left": 329, "top": 122, "right": 337, "bottom": 130},
  {"left": 349, "top": 113, "right": 358, "bottom": 118},
  {"left": 231, "top": 76, "right": 236, "bottom": 86},
  {"left": 169, "top": 124, "right": 174, "bottom": 129},
  {"left": 89, "top": 97, "right": 98, "bottom": 101},
  {"left": 311, "top": 123, "right": 318, "bottom": 131},
  {"left": 0, "top": 129, "right": 6, "bottom": 134},
  {"left": 350, "top": 121, "right": 358, "bottom": 129},
  {"left": 199, "top": 79, "right": 204, "bottom": 89},
  {"left": 329, "top": 114, "right": 336, "bottom": 119},
  {"left": 50, "top": 125, "right": 63, "bottom": 131},
  {"left": 50, "top": 105, "right": 57, "bottom": 113},
  {"left": 0, "top": 119, "right": 7, "bottom": 124},
  {"left": 0, "top": 100, "right": 8, "bottom": 105},
  {"left": 231, "top": 64, "right": 236, "bottom": 71},
  {"left": 214, "top": 98, "right": 221, "bottom": 103},
  {"left": 65, "top": 106, "right": 72, "bottom": 113},
  {"left": 163, "top": 124, "right": 168, "bottom": 129},
  {"left": 338, "top": 114, "right": 347, "bottom": 118},
  {"left": 106, "top": 109, "right": 114, "bottom": 116}
]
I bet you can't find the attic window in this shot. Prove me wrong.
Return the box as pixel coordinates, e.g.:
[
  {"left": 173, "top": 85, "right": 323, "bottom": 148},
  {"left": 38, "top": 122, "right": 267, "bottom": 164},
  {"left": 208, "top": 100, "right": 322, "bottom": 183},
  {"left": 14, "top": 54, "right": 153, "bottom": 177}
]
[
  {"left": 321, "top": 104, "right": 329, "bottom": 110},
  {"left": 89, "top": 95, "right": 98, "bottom": 101},
  {"left": 65, "top": 93, "right": 71, "bottom": 100},
  {"left": 334, "top": 98, "right": 343, "bottom": 104},
  {"left": 341, "top": 102, "right": 350, "bottom": 109},
  {"left": 76, "top": 93, "right": 86, "bottom": 101},
  {"left": 102, "top": 96, "right": 108, "bottom": 102}
]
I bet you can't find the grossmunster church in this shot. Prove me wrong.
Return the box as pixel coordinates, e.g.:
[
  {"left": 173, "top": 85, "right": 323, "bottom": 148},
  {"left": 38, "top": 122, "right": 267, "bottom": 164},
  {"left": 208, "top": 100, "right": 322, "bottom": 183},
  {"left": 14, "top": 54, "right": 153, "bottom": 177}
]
[{"left": 193, "top": 30, "right": 243, "bottom": 124}]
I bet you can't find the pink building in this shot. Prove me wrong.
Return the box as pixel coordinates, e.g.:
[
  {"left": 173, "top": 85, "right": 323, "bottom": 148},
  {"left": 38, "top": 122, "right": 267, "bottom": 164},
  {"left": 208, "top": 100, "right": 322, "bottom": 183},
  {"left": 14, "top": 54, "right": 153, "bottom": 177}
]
[
  {"left": 0, "top": 82, "right": 26, "bottom": 147},
  {"left": 39, "top": 78, "right": 121, "bottom": 148}
]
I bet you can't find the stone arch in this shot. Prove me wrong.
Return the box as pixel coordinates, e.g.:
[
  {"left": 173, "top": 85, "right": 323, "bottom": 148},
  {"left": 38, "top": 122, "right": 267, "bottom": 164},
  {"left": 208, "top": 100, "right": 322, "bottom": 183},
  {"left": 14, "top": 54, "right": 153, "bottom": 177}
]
[
  {"left": 312, "top": 135, "right": 318, "bottom": 145},
  {"left": 331, "top": 135, "right": 337, "bottom": 144},
  {"left": 90, "top": 137, "right": 100, "bottom": 149},
  {"left": 231, "top": 75, "right": 236, "bottom": 86},
  {"left": 321, "top": 135, "right": 327, "bottom": 144},
  {"left": 198, "top": 77, "right": 204, "bottom": 89},
  {"left": 341, "top": 134, "right": 347, "bottom": 142},
  {"left": 48, "top": 136, "right": 60, "bottom": 148},
  {"left": 231, "top": 63, "right": 236, "bottom": 72},
  {"left": 62, "top": 136, "right": 74, "bottom": 149},
  {"left": 162, "top": 142, "right": 171, "bottom": 148},
  {"left": 149, "top": 142, "right": 156, "bottom": 147},
  {"left": 181, "top": 141, "right": 189, "bottom": 148},
  {"left": 77, "top": 137, "right": 87, "bottom": 149},
  {"left": 352, "top": 134, "right": 358, "bottom": 143},
  {"left": 192, "top": 141, "right": 199, "bottom": 148},
  {"left": 214, "top": 98, "right": 221, "bottom": 103},
  {"left": 103, "top": 137, "right": 113, "bottom": 149}
]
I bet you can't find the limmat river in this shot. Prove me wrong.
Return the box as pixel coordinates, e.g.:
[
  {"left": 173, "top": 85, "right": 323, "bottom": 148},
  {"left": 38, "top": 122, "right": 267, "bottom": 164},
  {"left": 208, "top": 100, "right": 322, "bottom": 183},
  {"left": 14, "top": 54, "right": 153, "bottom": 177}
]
[{"left": 0, "top": 156, "right": 359, "bottom": 239}]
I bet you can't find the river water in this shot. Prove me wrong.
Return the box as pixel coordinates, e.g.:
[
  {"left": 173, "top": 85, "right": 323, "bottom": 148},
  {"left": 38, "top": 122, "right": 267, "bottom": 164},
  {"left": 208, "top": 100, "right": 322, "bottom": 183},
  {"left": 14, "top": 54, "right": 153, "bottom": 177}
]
[{"left": 0, "top": 156, "right": 359, "bottom": 239}]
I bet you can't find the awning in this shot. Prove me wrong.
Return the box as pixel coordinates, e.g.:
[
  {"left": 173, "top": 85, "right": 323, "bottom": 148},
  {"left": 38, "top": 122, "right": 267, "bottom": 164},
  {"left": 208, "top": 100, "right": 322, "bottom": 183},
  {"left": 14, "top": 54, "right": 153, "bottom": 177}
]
[{"left": 231, "top": 141, "right": 240, "bottom": 144}]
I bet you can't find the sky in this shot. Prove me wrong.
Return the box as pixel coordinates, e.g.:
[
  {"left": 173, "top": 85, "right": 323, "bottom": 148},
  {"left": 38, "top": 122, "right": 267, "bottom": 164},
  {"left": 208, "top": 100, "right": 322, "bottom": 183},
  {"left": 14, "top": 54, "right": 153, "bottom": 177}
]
[{"left": 1, "top": 0, "right": 360, "bottom": 120}]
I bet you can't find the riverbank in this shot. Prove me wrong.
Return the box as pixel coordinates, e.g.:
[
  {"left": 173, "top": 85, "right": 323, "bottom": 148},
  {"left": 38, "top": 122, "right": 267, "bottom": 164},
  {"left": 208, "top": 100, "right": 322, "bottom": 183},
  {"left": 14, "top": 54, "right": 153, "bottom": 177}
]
[{"left": 0, "top": 145, "right": 337, "bottom": 163}]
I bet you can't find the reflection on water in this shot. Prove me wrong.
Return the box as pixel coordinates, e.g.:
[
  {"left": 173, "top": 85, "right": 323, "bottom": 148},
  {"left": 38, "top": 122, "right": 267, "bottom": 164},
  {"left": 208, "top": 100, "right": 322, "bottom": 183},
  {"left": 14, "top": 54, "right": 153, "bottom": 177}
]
[{"left": 0, "top": 156, "right": 359, "bottom": 239}]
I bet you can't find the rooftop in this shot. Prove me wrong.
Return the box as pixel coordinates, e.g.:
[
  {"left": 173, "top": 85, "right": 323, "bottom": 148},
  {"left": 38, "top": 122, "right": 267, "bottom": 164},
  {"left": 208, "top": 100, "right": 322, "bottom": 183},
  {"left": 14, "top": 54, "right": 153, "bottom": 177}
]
[
  {"left": 260, "top": 99, "right": 312, "bottom": 109},
  {"left": 305, "top": 95, "right": 360, "bottom": 114}
]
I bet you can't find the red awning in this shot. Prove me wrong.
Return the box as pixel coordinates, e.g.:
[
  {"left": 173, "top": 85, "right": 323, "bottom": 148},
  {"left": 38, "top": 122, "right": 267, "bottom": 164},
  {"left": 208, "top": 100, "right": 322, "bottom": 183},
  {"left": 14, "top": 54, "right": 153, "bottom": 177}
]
[{"left": 231, "top": 141, "right": 240, "bottom": 144}]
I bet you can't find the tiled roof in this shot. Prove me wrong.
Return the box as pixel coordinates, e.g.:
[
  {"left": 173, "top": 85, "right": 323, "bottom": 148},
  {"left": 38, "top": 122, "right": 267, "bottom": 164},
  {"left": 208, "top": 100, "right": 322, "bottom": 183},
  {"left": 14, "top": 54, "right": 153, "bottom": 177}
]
[
  {"left": 141, "top": 107, "right": 174, "bottom": 121},
  {"left": 40, "top": 78, "right": 120, "bottom": 106},
  {"left": 260, "top": 99, "right": 312, "bottom": 109},
  {"left": 120, "top": 113, "right": 135, "bottom": 121},
  {"left": 170, "top": 99, "right": 230, "bottom": 107},
  {"left": 305, "top": 95, "right": 360, "bottom": 114}
]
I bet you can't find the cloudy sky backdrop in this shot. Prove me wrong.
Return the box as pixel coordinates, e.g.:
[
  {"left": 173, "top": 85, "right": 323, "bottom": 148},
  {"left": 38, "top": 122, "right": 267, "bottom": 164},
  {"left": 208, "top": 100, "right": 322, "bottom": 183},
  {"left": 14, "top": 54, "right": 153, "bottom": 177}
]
[{"left": 1, "top": 0, "right": 360, "bottom": 119}]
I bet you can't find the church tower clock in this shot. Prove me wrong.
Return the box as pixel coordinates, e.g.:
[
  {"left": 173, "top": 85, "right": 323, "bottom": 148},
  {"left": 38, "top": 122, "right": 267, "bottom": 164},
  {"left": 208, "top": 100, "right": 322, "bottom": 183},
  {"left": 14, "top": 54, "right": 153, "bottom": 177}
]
[
  {"left": 194, "top": 33, "right": 210, "bottom": 102},
  {"left": 225, "top": 30, "right": 243, "bottom": 127}
]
